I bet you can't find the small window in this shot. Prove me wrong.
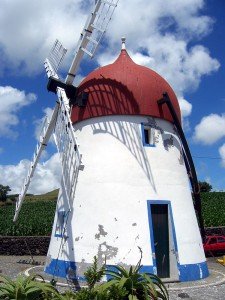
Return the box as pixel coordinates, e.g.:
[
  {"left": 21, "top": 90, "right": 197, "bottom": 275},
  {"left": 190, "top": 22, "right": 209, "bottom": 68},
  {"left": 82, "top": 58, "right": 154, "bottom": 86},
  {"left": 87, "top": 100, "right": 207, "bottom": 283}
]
[
  {"left": 217, "top": 237, "right": 225, "bottom": 243},
  {"left": 55, "top": 210, "right": 66, "bottom": 237},
  {"left": 141, "top": 124, "right": 155, "bottom": 147},
  {"left": 144, "top": 128, "right": 151, "bottom": 144}
]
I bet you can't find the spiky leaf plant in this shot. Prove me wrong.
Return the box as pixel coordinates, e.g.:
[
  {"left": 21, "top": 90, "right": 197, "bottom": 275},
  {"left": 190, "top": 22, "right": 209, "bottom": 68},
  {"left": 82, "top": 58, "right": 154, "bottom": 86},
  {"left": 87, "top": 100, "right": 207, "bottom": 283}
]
[
  {"left": 84, "top": 256, "right": 105, "bottom": 290},
  {"left": 99, "top": 256, "right": 169, "bottom": 300},
  {"left": 0, "top": 274, "right": 59, "bottom": 300}
]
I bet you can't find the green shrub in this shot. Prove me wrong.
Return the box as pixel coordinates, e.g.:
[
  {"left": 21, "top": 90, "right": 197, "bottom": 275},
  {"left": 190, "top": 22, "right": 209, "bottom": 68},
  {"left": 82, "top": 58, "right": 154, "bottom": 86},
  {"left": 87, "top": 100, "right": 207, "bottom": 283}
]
[
  {"left": 0, "top": 274, "right": 59, "bottom": 299},
  {"left": 5, "top": 199, "right": 14, "bottom": 206},
  {"left": 100, "top": 260, "right": 168, "bottom": 299},
  {"left": 84, "top": 256, "right": 105, "bottom": 290},
  {"left": 201, "top": 192, "right": 225, "bottom": 227},
  {"left": 79, "top": 255, "right": 168, "bottom": 300}
]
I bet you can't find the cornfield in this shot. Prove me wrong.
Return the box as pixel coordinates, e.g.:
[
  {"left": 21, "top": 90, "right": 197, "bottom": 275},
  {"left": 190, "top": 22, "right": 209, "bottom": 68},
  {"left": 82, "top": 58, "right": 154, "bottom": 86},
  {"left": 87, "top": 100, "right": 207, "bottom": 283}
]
[{"left": 0, "top": 201, "right": 56, "bottom": 236}]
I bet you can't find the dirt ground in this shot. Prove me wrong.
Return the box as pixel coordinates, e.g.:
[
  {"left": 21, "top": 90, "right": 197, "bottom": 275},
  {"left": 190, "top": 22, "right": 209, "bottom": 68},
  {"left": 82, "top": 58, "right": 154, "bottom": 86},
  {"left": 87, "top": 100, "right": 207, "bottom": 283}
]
[{"left": 0, "top": 255, "right": 225, "bottom": 299}]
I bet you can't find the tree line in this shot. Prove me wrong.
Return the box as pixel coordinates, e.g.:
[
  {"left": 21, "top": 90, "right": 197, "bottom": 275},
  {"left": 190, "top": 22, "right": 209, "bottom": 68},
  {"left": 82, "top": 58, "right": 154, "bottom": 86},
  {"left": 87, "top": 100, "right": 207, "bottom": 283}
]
[{"left": 0, "top": 184, "right": 11, "bottom": 202}]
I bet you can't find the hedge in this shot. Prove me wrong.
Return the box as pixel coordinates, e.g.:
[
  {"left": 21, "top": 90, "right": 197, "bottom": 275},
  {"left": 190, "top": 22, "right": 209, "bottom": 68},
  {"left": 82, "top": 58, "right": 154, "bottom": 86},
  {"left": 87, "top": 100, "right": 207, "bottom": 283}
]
[{"left": 201, "top": 192, "right": 225, "bottom": 227}]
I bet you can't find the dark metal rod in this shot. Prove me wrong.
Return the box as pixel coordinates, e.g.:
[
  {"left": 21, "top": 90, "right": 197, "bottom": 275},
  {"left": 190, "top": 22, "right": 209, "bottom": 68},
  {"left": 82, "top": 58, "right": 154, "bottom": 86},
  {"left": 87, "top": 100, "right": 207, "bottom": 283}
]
[{"left": 158, "top": 92, "right": 205, "bottom": 241}]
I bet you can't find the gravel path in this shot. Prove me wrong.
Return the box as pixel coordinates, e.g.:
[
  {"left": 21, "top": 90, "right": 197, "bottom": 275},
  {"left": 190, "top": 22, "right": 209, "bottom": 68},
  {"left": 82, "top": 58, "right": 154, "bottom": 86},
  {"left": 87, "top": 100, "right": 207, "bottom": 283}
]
[
  {"left": 0, "top": 256, "right": 225, "bottom": 299},
  {"left": 0, "top": 255, "right": 46, "bottom": 279}
]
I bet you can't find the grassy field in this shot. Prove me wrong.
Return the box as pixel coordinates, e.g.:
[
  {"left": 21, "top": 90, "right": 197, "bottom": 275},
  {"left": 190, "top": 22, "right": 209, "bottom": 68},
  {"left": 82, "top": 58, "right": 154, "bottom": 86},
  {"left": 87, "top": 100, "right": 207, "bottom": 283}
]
[
  {"left": 0, "top": 201, "right": 56, "bottom": 236},
  {"left": 0, "top": 190, "right": 58, "bottom": 236},
  {"left": 6, "top": 189, "right": 59, "bottom": 202}
]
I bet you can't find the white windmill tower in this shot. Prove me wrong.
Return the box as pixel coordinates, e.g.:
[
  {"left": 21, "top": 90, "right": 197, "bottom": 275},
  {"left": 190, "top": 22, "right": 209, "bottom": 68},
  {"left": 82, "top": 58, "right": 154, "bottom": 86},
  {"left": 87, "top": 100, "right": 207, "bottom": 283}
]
[{"left": 14, "top": 0, "right": 209, "bottom": 283}]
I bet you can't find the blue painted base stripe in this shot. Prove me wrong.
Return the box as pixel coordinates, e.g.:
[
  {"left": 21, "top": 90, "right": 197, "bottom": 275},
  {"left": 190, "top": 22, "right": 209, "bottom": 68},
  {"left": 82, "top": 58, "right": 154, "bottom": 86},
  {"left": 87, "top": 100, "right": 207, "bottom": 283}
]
[
  {"left": 139, "top": 265, "right": 155, "bottom": 275},
  {"left": 45, "top": 259, "right": 85, "bottom": 281},
  {"left": 45, "top": 258, "right": 209, "bottom": 282},
  {"left": 179, "top": 261, "right": 209, "bottom": 282}
]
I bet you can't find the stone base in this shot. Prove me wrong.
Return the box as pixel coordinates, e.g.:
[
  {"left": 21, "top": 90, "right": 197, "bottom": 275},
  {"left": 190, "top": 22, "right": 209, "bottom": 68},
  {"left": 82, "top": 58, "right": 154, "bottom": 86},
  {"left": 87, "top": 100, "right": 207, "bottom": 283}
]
[{"left": 0, "top": 236, "right": 50, "bottom": 255}]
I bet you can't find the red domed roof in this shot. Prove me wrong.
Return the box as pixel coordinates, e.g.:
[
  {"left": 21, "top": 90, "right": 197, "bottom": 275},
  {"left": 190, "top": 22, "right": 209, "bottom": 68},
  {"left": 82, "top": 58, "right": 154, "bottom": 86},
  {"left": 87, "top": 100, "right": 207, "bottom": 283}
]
[{"left": 71, "top": 49, "right": 181, "bottom": 124}]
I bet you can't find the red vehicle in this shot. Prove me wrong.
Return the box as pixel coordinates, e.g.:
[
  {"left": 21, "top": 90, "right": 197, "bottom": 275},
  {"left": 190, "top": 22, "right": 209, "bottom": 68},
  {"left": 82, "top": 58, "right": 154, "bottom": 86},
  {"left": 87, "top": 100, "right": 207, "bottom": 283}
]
[{"left": 203, "top": 235, "right": 225, "bottom": 255}]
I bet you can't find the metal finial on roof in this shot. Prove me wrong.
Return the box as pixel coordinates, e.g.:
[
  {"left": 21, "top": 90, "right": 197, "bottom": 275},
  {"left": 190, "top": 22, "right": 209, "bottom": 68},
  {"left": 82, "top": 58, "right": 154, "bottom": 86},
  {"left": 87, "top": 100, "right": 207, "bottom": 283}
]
[{"left": 121, "top": 37, "right": 126, "bottom": 50}]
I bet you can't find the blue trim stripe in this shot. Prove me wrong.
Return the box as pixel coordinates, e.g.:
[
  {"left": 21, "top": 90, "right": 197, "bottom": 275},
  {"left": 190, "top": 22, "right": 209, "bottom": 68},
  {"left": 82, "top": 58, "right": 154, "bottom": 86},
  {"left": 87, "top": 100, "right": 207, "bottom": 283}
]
[
  {"left": 147, "top": 202, "right": 157, "bottom": 270},
  {"left": 139, "top": 265, "right": 155, "bottom": 275},
  {"left": 147, "top": 200, "right": 179, "bottom": 275},
  {"left": 179, "top": 261, "right": 209, "bottom": 281},
  {"left": 45, "top": 259, "right": 85, "bottom": 281},
  {"left": 167, "top": 203, "right": 179, "bottom": 254},
  {"left": 45, "top": 258, "right": 208, "bottom": 282}
]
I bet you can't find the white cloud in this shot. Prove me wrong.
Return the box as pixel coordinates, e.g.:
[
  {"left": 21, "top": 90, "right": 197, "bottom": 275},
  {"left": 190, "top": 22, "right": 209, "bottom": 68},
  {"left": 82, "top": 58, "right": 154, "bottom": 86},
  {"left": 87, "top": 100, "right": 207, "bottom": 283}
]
[
  {"left": 205, "top": 176, "right": 211, "bottom": 184},
  {"left": 0, "top": 153, "right": 61, "bottom": 194},
  {"left": 74, "top": 74, "right": 85, "bottom": 86},
  {"left": 0, "top": 86, "right": 36, "bottom": 138},
  {"left": 219, "top": 144, "right": 225, "bottom": 168},
  {"left": 178, "top": 97, "right": 192, "bottom": 118},
  {"left": 0, "top": 0, "right": 88, "bottom": 75},
  {"left": 34, "top": 107, "right": 54, "bottom": 141},
  {"left": 0, "top": 1, "right": 219, "bottom": 98},
  {"left": 193, "top": 113, "right": 225, "bottom": 145}
]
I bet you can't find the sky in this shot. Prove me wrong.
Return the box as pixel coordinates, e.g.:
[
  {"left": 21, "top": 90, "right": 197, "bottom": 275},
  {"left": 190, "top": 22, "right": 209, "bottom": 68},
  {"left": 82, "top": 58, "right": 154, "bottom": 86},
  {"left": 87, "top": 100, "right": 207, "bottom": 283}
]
[{"left": 0, "top": 0, "right": 224, "bottom": 194}]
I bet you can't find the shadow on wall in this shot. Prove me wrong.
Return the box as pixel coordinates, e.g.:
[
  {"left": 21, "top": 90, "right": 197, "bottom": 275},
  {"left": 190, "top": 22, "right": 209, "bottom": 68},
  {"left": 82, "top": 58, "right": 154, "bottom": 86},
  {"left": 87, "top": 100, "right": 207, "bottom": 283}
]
[
  {"left": 143, "top": 117, "right": 184, "bottom": 166},
  {"left": 76, "top": 77, "right": 140, "bottom": 121},
  {"left": 90, "top": 118, "right": 156, "bottom": 192},
  {"left": 90, "top": 116, "right": 184, "bottom": 191}
]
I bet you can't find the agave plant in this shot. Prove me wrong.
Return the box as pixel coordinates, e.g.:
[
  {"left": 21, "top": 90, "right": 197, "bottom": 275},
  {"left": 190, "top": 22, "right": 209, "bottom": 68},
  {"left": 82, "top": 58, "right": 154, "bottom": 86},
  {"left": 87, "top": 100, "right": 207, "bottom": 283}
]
[
  {"left": 98, "top": 258, "right": 169, "bottom": 300},
  {"left": 0, "top": 274, "right": 59, "bottom": 300},
  {"left": 84, "top": 255, "right": 106, "bottom": 290}
]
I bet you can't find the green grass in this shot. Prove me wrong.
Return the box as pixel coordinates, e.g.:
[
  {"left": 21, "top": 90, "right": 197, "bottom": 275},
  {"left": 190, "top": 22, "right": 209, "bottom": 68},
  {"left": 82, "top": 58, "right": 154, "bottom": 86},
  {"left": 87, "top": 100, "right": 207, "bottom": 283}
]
[
  {"left": 6, "top": 189, "right": 59, "bottom": 202},
  {"left": 0, "top": 201, "right": 56, "bottom": 236},
  {"left": 24, "top": 189, "right": 59, "bottom": 201}
]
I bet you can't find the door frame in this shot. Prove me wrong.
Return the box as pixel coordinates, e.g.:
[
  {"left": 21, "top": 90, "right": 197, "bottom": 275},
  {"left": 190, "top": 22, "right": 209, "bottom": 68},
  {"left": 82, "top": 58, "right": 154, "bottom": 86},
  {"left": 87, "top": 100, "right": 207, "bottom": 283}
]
[{"left": 147, "top": 200, "right": 179, "bottom": 280}]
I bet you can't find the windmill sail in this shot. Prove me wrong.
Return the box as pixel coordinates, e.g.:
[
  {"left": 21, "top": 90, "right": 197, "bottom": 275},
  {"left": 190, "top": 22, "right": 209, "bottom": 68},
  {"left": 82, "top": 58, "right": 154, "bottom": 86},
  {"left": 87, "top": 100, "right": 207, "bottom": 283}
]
[
  {"left": 13, "top": 88, "right": 82, "bottom": 221},
  {"left": 13, "top": 0, "right": 119, "bottom": 221},
  {"left": 66, "top": 0, "right": 119, "bottom": 84},
  {"left": 53, "top": 88, "right": 83, "bottom": 210},
  {"left": 13, "top": 106, "right": 59, "bottom": 222},
  {"left": 44, "top": 39, "right": 67, "bottom": 78}
]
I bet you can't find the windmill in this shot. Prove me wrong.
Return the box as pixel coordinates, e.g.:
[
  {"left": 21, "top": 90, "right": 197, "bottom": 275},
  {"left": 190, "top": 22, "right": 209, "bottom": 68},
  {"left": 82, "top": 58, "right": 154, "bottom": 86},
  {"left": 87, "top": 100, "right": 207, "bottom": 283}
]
[{"left": 14, "top": 0, "right": 209, "bottom": 283}]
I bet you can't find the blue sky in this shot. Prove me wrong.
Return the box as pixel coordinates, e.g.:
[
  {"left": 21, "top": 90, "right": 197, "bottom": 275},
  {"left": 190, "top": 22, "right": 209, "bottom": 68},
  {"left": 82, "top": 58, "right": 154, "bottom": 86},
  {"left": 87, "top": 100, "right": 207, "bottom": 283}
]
[
  {"left": 0, "top": 0, "right": 224, "bottom": 193},
  {"left": 188, "top": 0, "right": 225, "bottom": 190}
]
